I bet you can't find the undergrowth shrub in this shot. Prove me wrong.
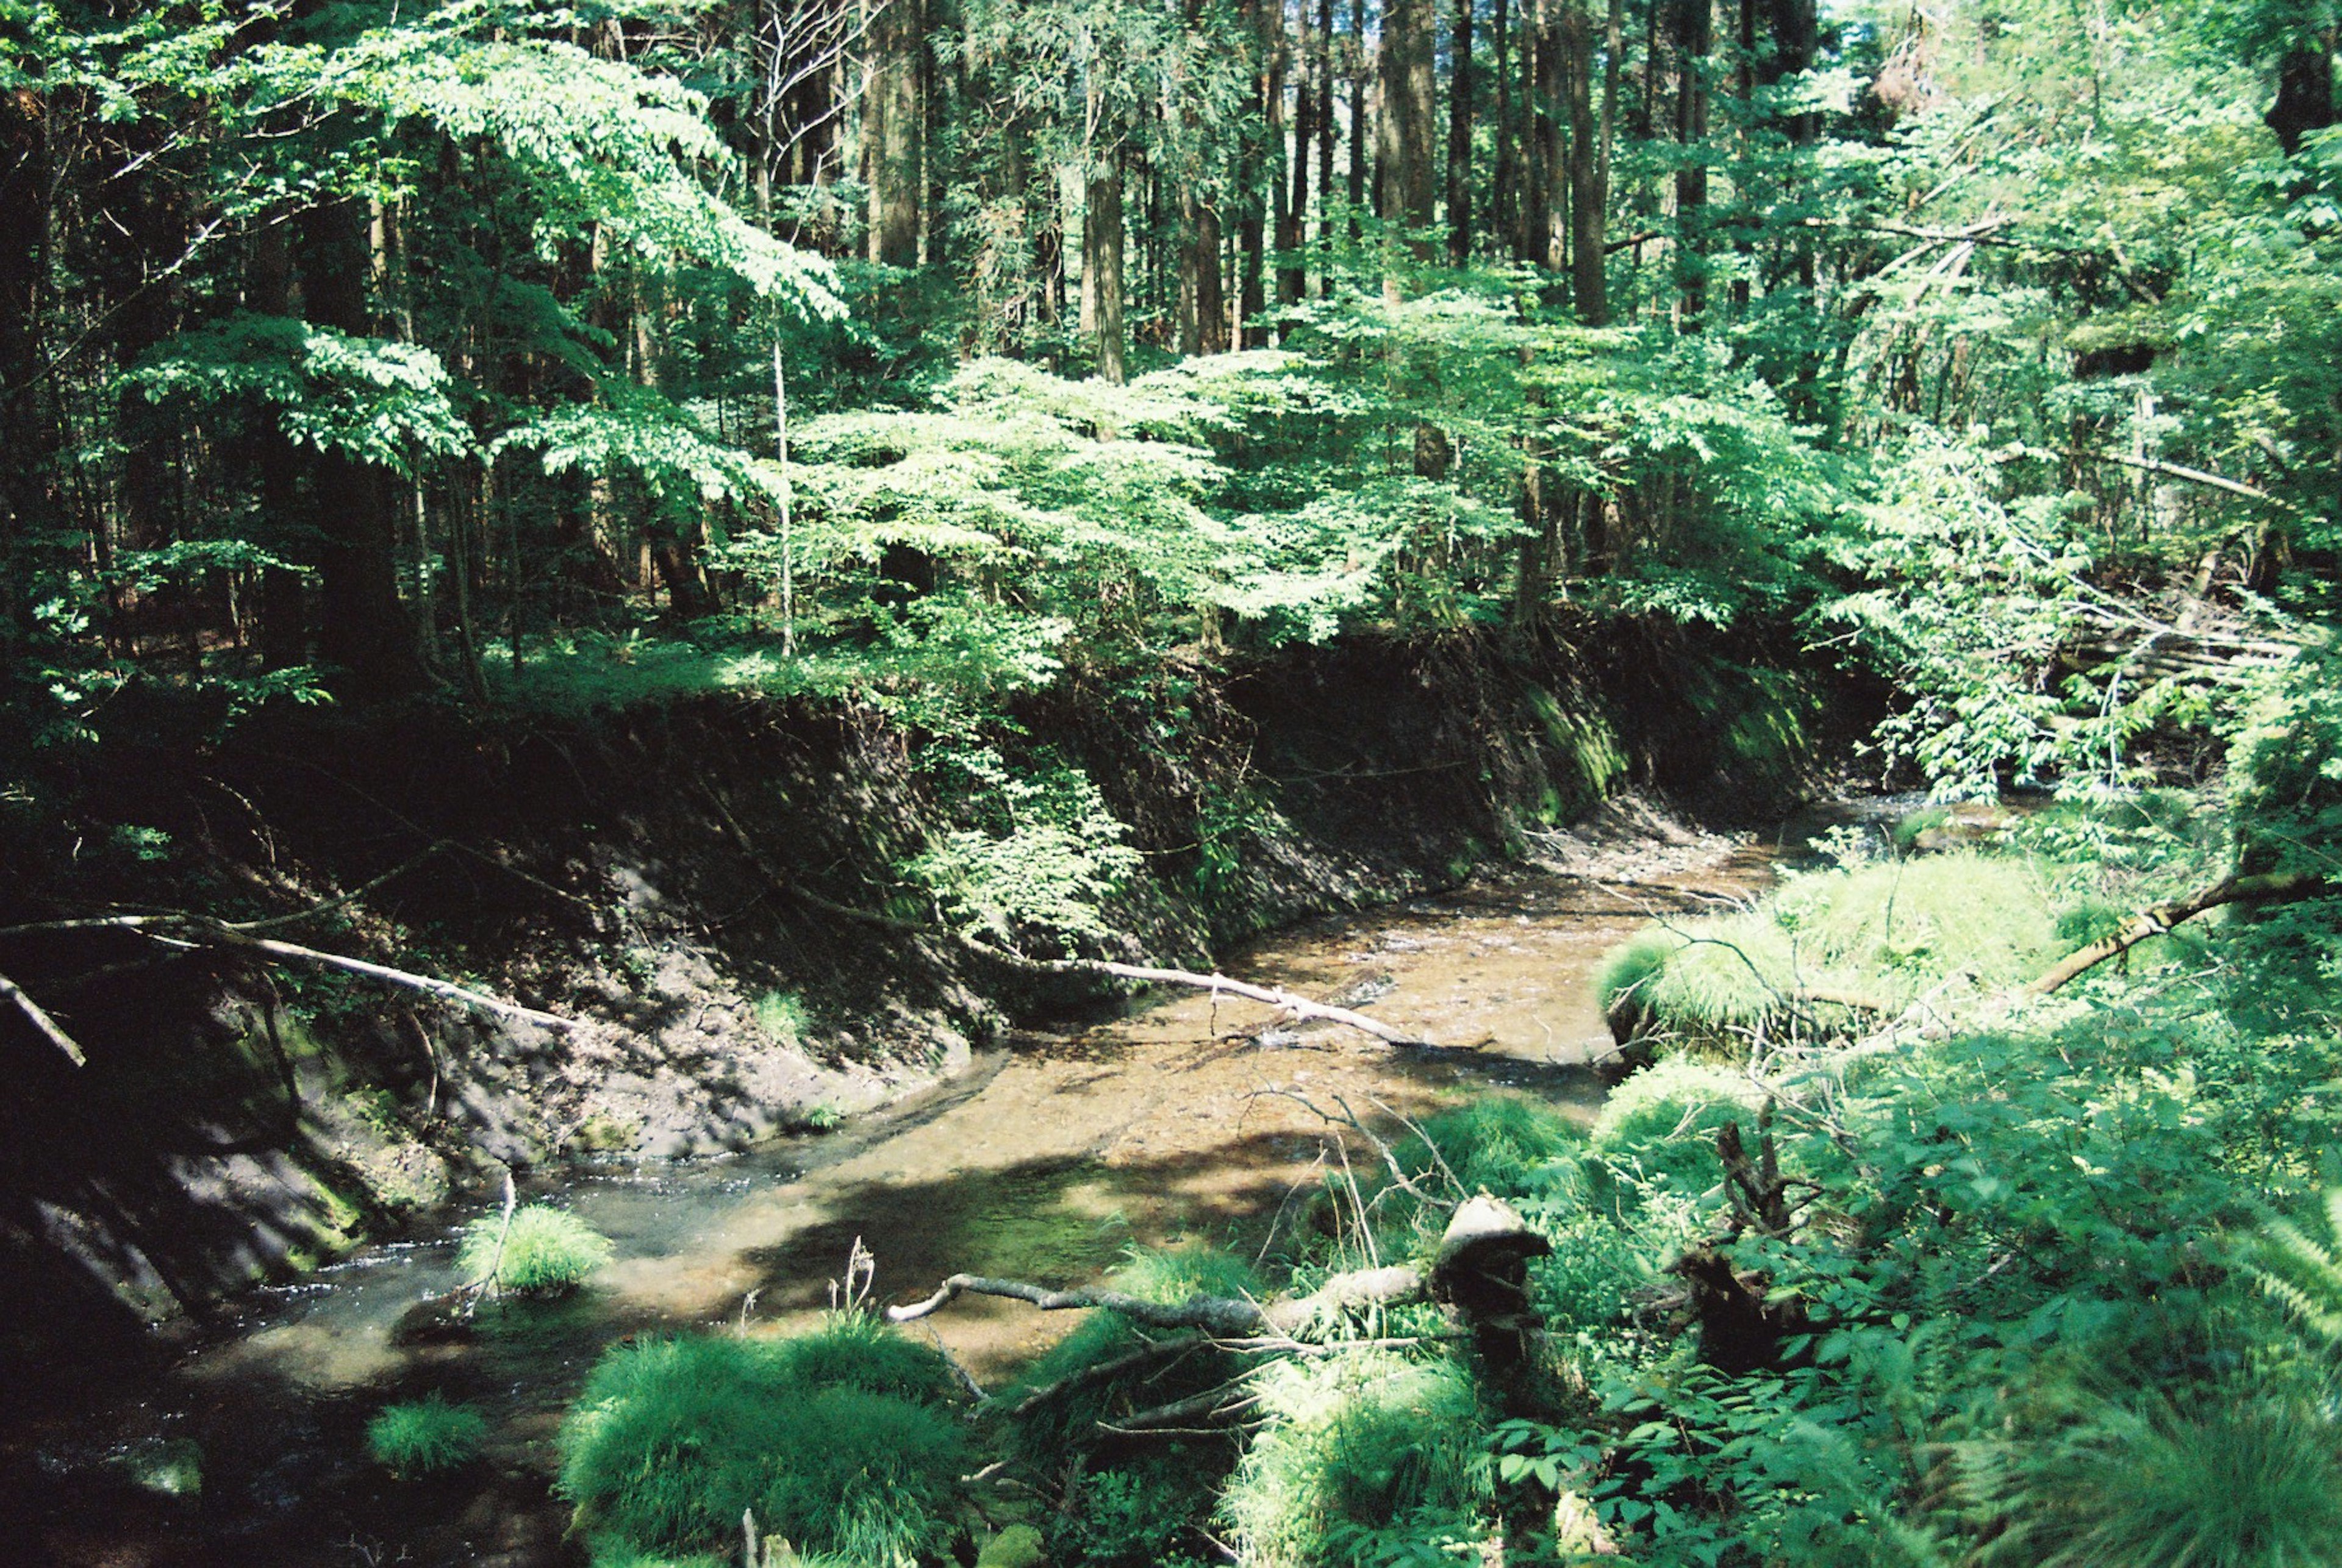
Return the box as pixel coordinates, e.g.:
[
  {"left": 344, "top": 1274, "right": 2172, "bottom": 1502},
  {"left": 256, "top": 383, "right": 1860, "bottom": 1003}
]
[
  {"left": 1588, "top": 1059, "right": 1762, "bottom": 1197},
  {"left": 367, "top": 1394, "right": 487, "bottom": 1477},
  {"left": 558, "top": 1317, "right": 967, "bottom": 1563},
  {"left": 1219, "top": 1353, "right": 1492, "bottom": 1568},
  {"left": 457, "top": 1203, "right": 614, "bottom": 1297}
]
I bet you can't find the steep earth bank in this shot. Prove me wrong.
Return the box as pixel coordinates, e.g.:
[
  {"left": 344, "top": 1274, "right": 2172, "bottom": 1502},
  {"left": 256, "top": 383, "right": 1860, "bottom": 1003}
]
[{"left": 0, "top": 618, "right": 1868, "bottom": 1372}]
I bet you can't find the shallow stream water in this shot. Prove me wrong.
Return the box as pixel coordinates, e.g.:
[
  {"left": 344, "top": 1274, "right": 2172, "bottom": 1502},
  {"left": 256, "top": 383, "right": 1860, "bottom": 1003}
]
[{"left": 9, "top": 812, "right": 1883, "bottom": 1567}]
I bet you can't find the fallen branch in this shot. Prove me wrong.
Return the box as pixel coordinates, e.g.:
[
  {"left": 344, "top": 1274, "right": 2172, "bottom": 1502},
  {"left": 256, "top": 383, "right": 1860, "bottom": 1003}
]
[
  {"left": 0, "top": 969, "right": 89, "bottom": 1065},
  {"left": 2026, "top": 870, "right": 2329, "bottom": 995},
  {"left": 700, "top": 781, "right": 1432, "bottom": 1048},
  {"left": 889, "top": 1199, "right": 1544, "bottom": 1341},
  {"left": 1015, "top": 959, "right": 1431, "bottom": 1048},
  {"left": 0, "top": 913, "right": 582, "bottom": 1033}
]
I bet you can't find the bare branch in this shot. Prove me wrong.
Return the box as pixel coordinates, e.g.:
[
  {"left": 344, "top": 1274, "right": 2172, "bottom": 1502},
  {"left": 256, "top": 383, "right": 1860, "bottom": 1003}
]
[{"left": 0, "top": 971, "right": 90, "bottom": 1066}]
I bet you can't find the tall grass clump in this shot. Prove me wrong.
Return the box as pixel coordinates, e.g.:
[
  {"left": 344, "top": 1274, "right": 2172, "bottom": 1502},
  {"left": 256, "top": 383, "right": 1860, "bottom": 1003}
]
[
  {"left": 1588, "top": 1058, "right": 1763, "bottom": 1196},
  {"left": 1969, "top": 1391, "right": 2342, "bottom": 1568},
  {"left": 1597, "top": 851, "right": 2069, "bottom": 1050},
  {"left": 558, "top": 1318, "right": 967, "bottom": 1564},
  {"left": 456, "top": 1203, "right": 614, "bottom": 1297},
  {"left": 1219, "top": 1353, "right": 1491, "bottom": 1568},
  {"left": 1394, "top": 1095, "right": 1586, "bottom": 1200},
  {"left": 367, "top": 1393, "right": 487, "bottom": 1477}
]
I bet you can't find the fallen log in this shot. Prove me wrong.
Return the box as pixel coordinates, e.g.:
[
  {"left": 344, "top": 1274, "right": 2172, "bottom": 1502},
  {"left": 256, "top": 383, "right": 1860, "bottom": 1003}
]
[{"left": 2026, "top": 870, "right": 2329, "bottom": 995}]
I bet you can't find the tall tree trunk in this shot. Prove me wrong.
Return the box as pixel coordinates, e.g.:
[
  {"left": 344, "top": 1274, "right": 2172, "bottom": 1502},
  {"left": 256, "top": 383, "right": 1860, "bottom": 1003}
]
[
  {"left": 1281, "top": 0, "right": 1311, "bottom": 306},
  {"left": 295, "top": 202, "right": 428, "bottom": 696},
  {"left": 1673, "top": 0, "right": 1711, "bottom": 329},
  {"left": 1089, "top": 156, "right": 1128, "bottom": 382},
  {"left": 1378, "top": 0, "right": 1439, "bottom": 268},
  {"left": 1348, "top": 0, "right": 1369, "bottom": 234},
  {"left": 0, "top": 79, "right": 55, "bottom": 663},
  {"left": 1446, "top": 0, "right": 1473, "bottom": 263},
  {"left": 246, "top": 226, "right": 308, "bottom": 670},
  {"left": 1564, "top": 0, "right": 1605, "bottom": 321},
  {"left": 1526, "top": 0, "right": 1564, "bottom": 270},
  {"left": 2267, "top": 46, "right": 2336, "bottom": 154},
  {"left": 1492, "top": 0, "right": 1517, "bottom": 256},
  {"left": 867, "top": 0, "right": 923, "bottom": 267},
  {"left": 1316, "top": 0, "right": 1337, "bottom": 277},
  {"left": 1181, "top": 192, "right": 1228, "bottom": 353}
]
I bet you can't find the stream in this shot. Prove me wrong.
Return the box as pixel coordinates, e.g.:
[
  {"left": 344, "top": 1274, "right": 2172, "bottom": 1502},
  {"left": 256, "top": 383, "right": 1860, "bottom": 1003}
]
[{"left": 7, "top": 813, "right": 1864, "bottom": 1568}]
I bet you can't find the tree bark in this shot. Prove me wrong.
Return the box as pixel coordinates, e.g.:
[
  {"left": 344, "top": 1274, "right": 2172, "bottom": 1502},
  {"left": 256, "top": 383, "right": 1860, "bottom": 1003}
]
[
  {"left": 1525, "top": 0, "right": 1564, "bottom": 269},
  {"left": 1282, "top": 0, "right": 1312, "bottom": 305},
  {"left": 1491, "top": 0, "right": 1517, "bottom": 257},
  {"left": 295, "top": 201, "right": 428, "bottom": 696},
  {"left": 1348, "top": 0, "right": 1369, "bottom": 232},
  {"left": 1378, "top": 0, "right": 1439, "bottom": 264},
  {"left": 1564, "top": 0, "right": 1605, "bottom": 321},
  {"left": 1672, "top": 0, "right": 1711, "bottom": 329},
  {"left": 1446, "top": 0, "right": 1474, "bottom": 263},
  {"left": 2026, "top": 871, "right": 2329, "bottom": 995},
  {"left": 1088, "top": 156, "right": 1128, "bottom": 382},
  {"left": 866, "top": 0, "right": 924, "bottom": 267}
]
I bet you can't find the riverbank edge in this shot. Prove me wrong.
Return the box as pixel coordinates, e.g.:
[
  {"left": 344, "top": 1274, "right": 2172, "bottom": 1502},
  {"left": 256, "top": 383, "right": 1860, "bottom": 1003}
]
[{"left": 0, "top": 617, "right": 1874, "bottom": 1359}]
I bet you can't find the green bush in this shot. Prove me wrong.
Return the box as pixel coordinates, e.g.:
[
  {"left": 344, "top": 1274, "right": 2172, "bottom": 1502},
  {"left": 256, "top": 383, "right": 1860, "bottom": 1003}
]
[
  {"left": 367, "top": 1394, "right": 488, "bottom": 1477},
  {"left": 456, "top": 1203, "right": 614, "bottom": 1297},
  {"left": 1219, "top": 1354, "right": 1491, "bottom": 1568},
  {"left": 1588, "top": 1058, "right": 1763, "bottom": 1197},
  {"left": 559, "top": 1320, "right": 967, "bottom": 1563}
]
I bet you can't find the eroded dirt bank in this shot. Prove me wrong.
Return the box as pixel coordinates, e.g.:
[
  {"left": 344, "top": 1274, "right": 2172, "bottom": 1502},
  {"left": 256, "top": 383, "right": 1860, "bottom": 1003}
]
[
  {"left": 3, "top": 820, "right": 1782, "bottom": 1568},
  {"left": 0, "top": 626, "right": 1846, "bottom": 1353}
]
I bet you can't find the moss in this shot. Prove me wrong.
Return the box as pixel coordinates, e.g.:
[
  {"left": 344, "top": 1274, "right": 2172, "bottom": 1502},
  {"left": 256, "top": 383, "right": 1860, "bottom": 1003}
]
[{"left": 111, "top": 1437, "right": 202, "bottom": 1498}]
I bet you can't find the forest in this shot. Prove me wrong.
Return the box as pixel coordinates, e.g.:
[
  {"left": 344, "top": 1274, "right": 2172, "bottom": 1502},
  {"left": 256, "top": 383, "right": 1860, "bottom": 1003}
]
[{"left": 4, "top": 0, "right": 2342, "bottom": 1561}]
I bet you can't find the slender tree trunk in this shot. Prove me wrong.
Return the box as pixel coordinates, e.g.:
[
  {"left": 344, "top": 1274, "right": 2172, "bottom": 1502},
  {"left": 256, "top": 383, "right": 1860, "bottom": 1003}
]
[
  {"left": 1316, "top": 0, "right": 1336, "bottom": 279},
  {"left": 1492, "top": 0, "right": 1517, "bottom": 256},
  {"left": 1281, "top": 0, "right": 1311, "bottom": 305},
  {"left": 1447, "top": 0, "right": 1473, "bottom": 263},
  {"left": 867, "top": 0, "right": 923, "bottom": 267},
  {"left": 1564, "top": 0, "right": 1605, "bottom": 321},
  {"left": 1526, "top": 0, "right": 1564, "bottom": 270},
  {"left": 1673, "top": 0, "right": 1711, "bottom": 329},
  {"left": 0, "top": 83, "right": 57, "bottom": 665},
  {"left": 296, "top": 201, "right": 428, "bottom": 696},
  {"left": 1348, "top": 0, "right": 1369, "bottom": 234}
]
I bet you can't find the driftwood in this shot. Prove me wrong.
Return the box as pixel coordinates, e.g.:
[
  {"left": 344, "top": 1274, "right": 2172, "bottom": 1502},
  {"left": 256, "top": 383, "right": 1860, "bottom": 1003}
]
[{"left": 2026, "top": 870, "right": 2328, "bottom": 995}]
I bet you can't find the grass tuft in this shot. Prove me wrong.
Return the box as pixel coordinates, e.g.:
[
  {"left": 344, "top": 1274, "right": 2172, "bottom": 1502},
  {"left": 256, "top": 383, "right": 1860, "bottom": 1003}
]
[
  {"left": 1218, "top": 1353, "right": 1490, "bottom": 1568},
  {"left": 367, "top": 1394, "right": 487, "bottom": 1477},
  {"left": 559, "top": 1319, "right": 966, "bottom": 1563},
  {"left": 456, "top": 1203, "right": 614, "bottom": 1297}
]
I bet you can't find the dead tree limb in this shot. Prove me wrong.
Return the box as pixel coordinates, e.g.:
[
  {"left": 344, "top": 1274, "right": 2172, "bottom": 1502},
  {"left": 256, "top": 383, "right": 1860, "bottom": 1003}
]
[
  {"left": 0, "top": 969, "right": 89, "bottom": 1065},
  {"left": 889, "top": 1200, "right": 1545, "bottom": 1341},
  {"left": 2026, "top": 871, "right": 2328, "bottom": 995},
  {"left": 0, "top": 914, "right": 582, "bottom": 1033},
  {"left": 700, "top": 782, "right": 1432, "bottom": 1048},
  {"left": 1014, "top": 960, "right": 1431, "bottom": 1047}
]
